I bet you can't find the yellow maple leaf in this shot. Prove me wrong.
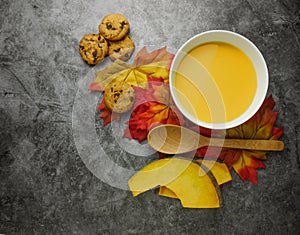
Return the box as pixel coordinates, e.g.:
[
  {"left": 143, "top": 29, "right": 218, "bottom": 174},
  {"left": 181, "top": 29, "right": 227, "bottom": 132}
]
[{"left": 88, "top": 47, "right": 174, "bottom": 91}]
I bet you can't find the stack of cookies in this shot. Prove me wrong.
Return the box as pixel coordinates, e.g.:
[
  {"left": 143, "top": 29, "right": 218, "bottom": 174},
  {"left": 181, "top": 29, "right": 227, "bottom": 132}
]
[{"left": 79, "top": 13, "right": 135, "bottom": 65}]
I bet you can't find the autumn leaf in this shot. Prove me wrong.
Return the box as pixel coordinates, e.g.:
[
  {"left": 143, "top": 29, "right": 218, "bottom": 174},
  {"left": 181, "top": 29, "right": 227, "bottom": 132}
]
[
  {"left": 226, "top": 95, "right": 283, "bottom": 184},
  {"left": 123, "top": 102, "right": 183, "bottom": 142},
  {"left": 194, "top": 147, "right": 242, "bottom": 169},
  {"left": 130, "top": 76, "right": 174, "bottom": 111},
  {"left": 193, "top": 95, "right": 283, "bottom": 184},
  {"left": 226, "top": 95, "right": 282, "bottom": 141},
  {"left": 97, "top": 99, "right": 121, "bottom": 126},
  {"left": 88, "top": 47, "right": 174, "bottom": 91},
  {"left": 194, "top": 95, "right": 283, "bottom": 184},
  {"left": 177, "top": 124, "right": 236, "bottom": 165},
  {"left": 123, "top": 80, "right": 185, "bottom": 142},
  {"left": 231, "top": 151, "right": 266, "bottom": 185},
  {"left": 132, "top": 47, "right": 174, "bottom": 83},
  {"left": 89, "top": 60, "right": 131, "bottom": 91}
]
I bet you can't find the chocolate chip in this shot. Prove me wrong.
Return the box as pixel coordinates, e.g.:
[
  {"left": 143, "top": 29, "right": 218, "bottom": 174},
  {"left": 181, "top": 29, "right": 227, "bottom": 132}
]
[
  {"left": 106, "top": 23, "right": 112, "bottom": 29},
  {"left": 92, "top": 51, "right": 97, "bottom": 57},
  {"left": 120, "top": 21, "right": 127, "bottom": 29},
  {"left": 125, "top": 53, "right": 129, "bottom": 57},
  {"left": 113, "top": 48, "right": 121, "bottom": 53}
]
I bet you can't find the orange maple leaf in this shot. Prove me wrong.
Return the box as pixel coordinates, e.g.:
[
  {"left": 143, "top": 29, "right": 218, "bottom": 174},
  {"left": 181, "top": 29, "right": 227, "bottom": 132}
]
[
  {"left": 232, "top": 151, "right": 266, "bottom": 185},
  {"left": 227, "top": 95, "right": 283, "bottom": 184},
  {"left": 123, "top": 80, "right": 185, "bottom": 142},
  {"left": 194, "top": 95, "right": 283, "bottom": 185}
]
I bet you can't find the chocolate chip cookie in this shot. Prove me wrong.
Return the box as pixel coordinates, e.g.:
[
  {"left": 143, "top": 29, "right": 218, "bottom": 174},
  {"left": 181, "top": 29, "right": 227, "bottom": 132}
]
[
  {"left": 79, "top": 33, "right": 108, "bottom": 65},
  {"left": 104, "top": 81, "right": 135, "bottom": 113},
  {"left": 108, "top": 35, "right": 135, "bottom": 61},
  {"left": 99, "top": 13, "right": 130, "bottom": 41}
]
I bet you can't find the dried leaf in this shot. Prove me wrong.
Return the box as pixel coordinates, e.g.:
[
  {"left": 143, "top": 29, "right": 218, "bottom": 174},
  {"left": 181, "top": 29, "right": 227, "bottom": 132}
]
[
  {"left": 88, "top": 47, "right": 174, "bottom": 91},
  {"left": 97, "top": 99, "right": 121, "bottom": 126},
  {"left": 133, "top": 47, "right": 174, "bottom": 83},
  {"left": 131, "top": 77, "right": 166, "bottom": 110},
  {"left": 124, "top": 102, "right": 183, "bottom": 142},
  {"left": 231, "top": 151, "right": 266, "bottom": 185},
  {"left": 123, "top": 80, "right": 185, "bottom": 142},
  {"left": 195, "top": 147, "right": 242, "bottom": 169},
  {"left": 227, "top": 99, "right": 276, "bottom": 140},
  {"left": 193, "top": 95, "right": 283, "bottom": 184},
  {"left": 89, "top": 60, "right": 130, "bottom": 91},
  {"left": 226, "top": 95, "right": 283, "bottom": 183}
]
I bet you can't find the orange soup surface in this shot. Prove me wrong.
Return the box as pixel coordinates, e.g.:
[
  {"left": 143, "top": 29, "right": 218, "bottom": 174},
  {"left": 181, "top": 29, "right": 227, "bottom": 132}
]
[{"left": 174, "top": 42, "right": 257, "bottom": 124}]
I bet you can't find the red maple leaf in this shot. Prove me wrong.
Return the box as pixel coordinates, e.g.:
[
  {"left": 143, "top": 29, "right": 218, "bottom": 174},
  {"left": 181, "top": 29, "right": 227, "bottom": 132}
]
[
  {"left": 192, "top": 95, "right": 283, "bottom": 184},
  {"left": 123, "top": 79, "right": 185, "bottom": 142},
  {"left": 194, "top": 95, "right": 283, "bottom": 184},
  {"left": 97, "top": 99, "right": 121, "bottom": 126},
  {"left": 227, "top": 95, "right": 283, "bottom": 184}
]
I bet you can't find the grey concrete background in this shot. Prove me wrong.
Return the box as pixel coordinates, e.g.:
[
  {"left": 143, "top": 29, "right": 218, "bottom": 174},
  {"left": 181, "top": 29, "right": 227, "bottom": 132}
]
[{"left": 1, "top": 0, "right": 300, "bottom": 234}]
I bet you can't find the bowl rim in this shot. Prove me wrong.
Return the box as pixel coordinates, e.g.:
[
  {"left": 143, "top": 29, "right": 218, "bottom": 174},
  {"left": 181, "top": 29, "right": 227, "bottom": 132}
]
[{"left": 169, "top": 29, "right": 269, "bottom": 129}]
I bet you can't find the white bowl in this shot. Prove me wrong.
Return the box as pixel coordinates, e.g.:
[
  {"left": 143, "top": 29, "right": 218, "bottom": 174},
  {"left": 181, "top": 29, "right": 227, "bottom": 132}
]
[{"left": 169, "top": 30, "right": 268, "bottom": 129}]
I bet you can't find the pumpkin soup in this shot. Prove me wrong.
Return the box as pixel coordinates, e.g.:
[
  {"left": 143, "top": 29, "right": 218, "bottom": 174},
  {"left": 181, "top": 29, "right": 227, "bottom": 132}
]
[{"left": 174, "top": 42, "right": 257, "bottom": 124}]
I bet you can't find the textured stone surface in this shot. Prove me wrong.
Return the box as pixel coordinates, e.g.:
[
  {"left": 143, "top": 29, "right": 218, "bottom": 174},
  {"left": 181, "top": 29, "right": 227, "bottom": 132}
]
[{"left": 0, "top": 0, "right": 300, "bottom": 234}]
